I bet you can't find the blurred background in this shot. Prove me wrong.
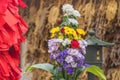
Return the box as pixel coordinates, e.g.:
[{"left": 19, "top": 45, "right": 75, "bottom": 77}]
[{"left": 20, "top": 0, "right": 120, "bottom": 80}]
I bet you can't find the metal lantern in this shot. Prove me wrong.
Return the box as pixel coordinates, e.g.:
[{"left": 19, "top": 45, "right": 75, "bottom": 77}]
[{"left": 85, "top": 30, "right": 114, "bottom": 80}]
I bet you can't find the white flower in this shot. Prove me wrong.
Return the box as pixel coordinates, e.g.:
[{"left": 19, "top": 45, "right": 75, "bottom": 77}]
[
  {"left": 73, "top": 10, "right": 81, "bottom": 17},
  {"left": 56, "top": 39, "right": 63, "bottom": 43},
  {"left": 62, "top": 4, "right": 74, "bottom": 12},
  {"left": 64, "top": 13, "right": 68, "bottom": 16},
  {"left": 65, "top": 8, "right": 74, "bottom": 15},
  {"left": 65, "top": 56, "right": 73, "bottom": 63},
  {"left": 62, "top": 4, "right": 81, "bottom": 18},
  {"left": 62, "top": 39, "right": 71, "bottom": 46},
  {"left": 68, "top": 18, "right": 78, "bottom": 25},
  {"left": 71, "top": 62, "right": 77, "bottom": 68}
]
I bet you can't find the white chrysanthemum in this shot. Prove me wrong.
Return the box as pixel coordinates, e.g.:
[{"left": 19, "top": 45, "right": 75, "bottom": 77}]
[
  {"left": 62, "top": 39, "right": 71, "bottom": 46},
  {"left": 63, "top": 4, "right": 81, "bottom": 17},
  {"left": 62, "top": 4, "right": 74, "bottom": 12},
  {"left": 64, "top": 13, "right": 68, "bottom": 16},
  {"left": 68, "top": 18, "right": 78, "bottom": 25},
  {"left": 73, "top": 10, "right": 81, "bottom": 17},
  {"left": 65, "top": 8, "right": 74, "bottom": 15}
]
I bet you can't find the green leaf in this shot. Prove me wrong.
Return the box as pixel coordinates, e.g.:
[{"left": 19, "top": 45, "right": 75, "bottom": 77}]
[
  {"left": 59, "top": 78, "right": 65, "bottom": 80},
  {"left": 85, "top": 65, "right": 106, "bottom": 80},
  {"left": 26, "top": 63, "right": 54, "bottom": 73}
]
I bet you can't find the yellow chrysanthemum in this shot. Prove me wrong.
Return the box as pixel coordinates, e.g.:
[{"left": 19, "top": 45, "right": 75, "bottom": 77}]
[
  {"left": 76, "top": 29, "right": 86, "bottom": 35},
  {"left": 58, "top": 35, "right": 64, "bottom": 39},
  {"left": 50, "top": 34, "right": 55, "bottom": 38},
  {"left": 64, "top": 26, "right": 69, "bottom": 29},
  {"left": 78, "top": 35, "right": 83, "bottom": 40},
  {"left": 64, "top": 27, "right": 76, "bottom": 35},
  {"left": 73, "top": 34, "right": 78, "bottom": 40},
  {"left": 65, "top": 30, "right": 71, "bottom": 34},
  {"left": 50, "top": 27, "right": 60, "bottom": 34}
]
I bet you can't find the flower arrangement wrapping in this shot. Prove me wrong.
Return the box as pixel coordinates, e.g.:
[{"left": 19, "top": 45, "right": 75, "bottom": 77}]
[{"left": 27, "top": 4, "right": 106, "bottom": 80}]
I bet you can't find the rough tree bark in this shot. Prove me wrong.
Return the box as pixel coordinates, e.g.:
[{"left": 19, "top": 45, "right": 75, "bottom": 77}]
[{"left": 20, "top": 0, "right": 120, "bottom": 80}]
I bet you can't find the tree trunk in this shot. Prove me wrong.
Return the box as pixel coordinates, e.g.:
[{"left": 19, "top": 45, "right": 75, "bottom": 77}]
[{"left": 20, "top": 0, "right": 120, "bottom": 80}]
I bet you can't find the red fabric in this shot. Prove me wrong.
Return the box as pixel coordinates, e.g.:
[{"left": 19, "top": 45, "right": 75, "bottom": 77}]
[{"left": 0, "top": 0, "right": 27, "bottom": 80}]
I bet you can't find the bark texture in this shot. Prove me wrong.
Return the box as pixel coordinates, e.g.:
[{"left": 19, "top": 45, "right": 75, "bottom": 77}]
[{"left": 20, "top": 0, "right": 120, "bottom": 80}]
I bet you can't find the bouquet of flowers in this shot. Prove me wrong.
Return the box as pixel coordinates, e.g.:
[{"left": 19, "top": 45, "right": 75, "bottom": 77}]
[{"left": 27, "top": 4, "right": 106, "bottom": 80}]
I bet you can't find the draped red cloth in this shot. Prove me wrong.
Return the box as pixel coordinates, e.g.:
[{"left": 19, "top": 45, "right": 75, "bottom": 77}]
[{"left": 0, "top": 0, "right": 27, "bottom": 80}]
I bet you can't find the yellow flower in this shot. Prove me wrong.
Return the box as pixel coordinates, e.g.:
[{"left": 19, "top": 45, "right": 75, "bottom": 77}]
[
  {"left": 74, "top": 35, "right": 78, "bottom": 40},
  {"left": 64, "top": 26, "right": 69, "bottom": 29},
  {"left": 58, "top": 35, "right": 64, "bottom": 39},
  {"left": 78, "top": 35, "right": 83, "bottom": 40},
  {"left": 65, "top": 29, "right": 70, "bottom": 34},
  {"left": 50, "top": 34, "right": 55, "bottom": 38},
  {"left": 64, "top": 27, "right": 76, "bottom": 35},
  {"left": 50, "top": 27, "right": 60, "bottom": 34},
  {"left": 76, "top": 29, "right": 86, "bottom": 35}
]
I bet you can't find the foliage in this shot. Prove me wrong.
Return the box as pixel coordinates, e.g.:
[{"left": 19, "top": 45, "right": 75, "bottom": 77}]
[{"left": 27, "top": 63, "right": 106, "bottom": 80}]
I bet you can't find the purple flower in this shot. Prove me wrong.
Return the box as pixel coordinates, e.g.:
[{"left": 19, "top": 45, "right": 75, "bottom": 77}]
[
  {"left": 48, "top": 38, "right": 87, "bottom": 75},
  {"left": 59, "top": 49, "right": 68, "bottom": 57},
  {"left": 84, "top": 64, "right": 90, "bottom": 67},
  {"left": 48, "top": 46, "right": 58, "bottom": 53},
  {"left": 57, "top": 67, "right": 62, "bottom": 71},
  {"left": 48, "top": 38, "right": 59, "bottom": 53},
  {"left": 67, "top": 68, "right": 74, "bottom": 74},
  {"left": 50, "top": 52, "right": 59, "bottom": 59},
  {"left": 63, "top": 62, "right": 70, "bottom": 69},
  {"left": 78, "top": 40, "right": 87, "bottom": 54},
  {"left": 56, "top": 49, "right": 68, "bottom": 64}
]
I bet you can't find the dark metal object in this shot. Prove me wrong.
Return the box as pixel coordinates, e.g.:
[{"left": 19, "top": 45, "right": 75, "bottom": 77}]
[{"left": 85, "top": 30, "right": 114, "bottom": 80}]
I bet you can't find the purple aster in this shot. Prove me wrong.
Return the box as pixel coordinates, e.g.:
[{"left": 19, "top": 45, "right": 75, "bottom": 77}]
[
  {"left": 56, "top": 51, "right": 66, "bottom": 63},
  {"left": 48, "top": 38, "right": 59, "bottom": 53},
  {"left": 57, "top": 67, "right": 63, "bottom": 71},
  {"left": 78, "top": 40, "right": 87, "bottom": 54},
  {"left": 48, "top": 46, "right": 58, "bottom": 53},
  {"left": 84, "top": 63, "right": 90, "bottom": 67},
  {"left": 67, "top": 48, "right": 79, "bottom": 56},
  {"left": 50, "top": 52, "right": 59, "bottom": 59},
  {"left": 59, "top": 49, "right": 68, "bottom": 57},
  {"left": 63, "top": 62, "right": 70, "bottom": 70},
  {"left": 67, "top": 68, "right": 74, "bottom": 74}
]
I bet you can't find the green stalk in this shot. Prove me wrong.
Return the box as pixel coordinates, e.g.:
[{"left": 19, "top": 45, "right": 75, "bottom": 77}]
[
  {"left": 62, "top": 68, "right": 65, "bottom": 79},
  {"left": 73, "top": 68, "right": 78, "bottom": 80},
  {"left": 65, "top": 70, "right": 68, "bottom": 80}
]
